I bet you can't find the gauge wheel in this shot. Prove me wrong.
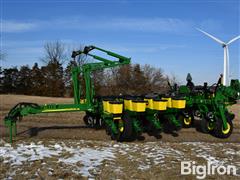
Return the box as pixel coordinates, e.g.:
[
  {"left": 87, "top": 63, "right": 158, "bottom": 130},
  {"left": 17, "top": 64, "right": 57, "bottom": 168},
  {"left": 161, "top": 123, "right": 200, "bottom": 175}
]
[
  {"left": 200, "top": 117, "right": 214, "bottom": 134},
  {"left": 213, "top": 117, "right": 233, "bottom": 138}
]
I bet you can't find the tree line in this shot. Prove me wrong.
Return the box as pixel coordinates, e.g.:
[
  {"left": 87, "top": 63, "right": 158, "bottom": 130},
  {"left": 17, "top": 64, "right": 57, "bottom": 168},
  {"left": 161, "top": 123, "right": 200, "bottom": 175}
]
[{"left": 0, "top": 42, "right": 175, "bottom": 97}]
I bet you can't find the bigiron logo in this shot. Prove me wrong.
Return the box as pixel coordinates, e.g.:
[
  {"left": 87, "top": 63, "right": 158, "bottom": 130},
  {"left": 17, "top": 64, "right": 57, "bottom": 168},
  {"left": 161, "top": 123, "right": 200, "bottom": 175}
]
[{"left": 181, "top": 161, "right": 238, "bottom": 179}]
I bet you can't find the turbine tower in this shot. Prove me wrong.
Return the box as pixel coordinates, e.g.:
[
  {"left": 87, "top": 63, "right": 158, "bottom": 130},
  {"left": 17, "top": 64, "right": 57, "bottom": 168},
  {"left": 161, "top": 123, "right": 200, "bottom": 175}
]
[{"left": 197, "top": 28, "right": 240, "bottom": 86}]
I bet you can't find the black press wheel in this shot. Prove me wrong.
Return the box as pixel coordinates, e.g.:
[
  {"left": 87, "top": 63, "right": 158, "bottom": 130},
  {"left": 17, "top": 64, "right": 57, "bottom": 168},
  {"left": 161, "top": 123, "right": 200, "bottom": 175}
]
[
  {"left": 213, "top": 117, "right": 233, "bottom": 138},
  {"left": 83, "top": 114, "right": 92, "bottom": 127},
  {"left": 178, "top": 113, "right": 194, "bottom": 128},
  {"left": 118, "top": 112, "right": 134, "bottom": 142},
  {"left": 200, "top": 117, "right": 214, "bottom": 134}
]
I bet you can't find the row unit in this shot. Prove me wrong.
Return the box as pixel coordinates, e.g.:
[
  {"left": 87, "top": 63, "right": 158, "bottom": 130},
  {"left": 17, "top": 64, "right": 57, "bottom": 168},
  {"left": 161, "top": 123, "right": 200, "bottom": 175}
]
[{"left": 102, "top": 97, "right": 186, "bottom": 114}]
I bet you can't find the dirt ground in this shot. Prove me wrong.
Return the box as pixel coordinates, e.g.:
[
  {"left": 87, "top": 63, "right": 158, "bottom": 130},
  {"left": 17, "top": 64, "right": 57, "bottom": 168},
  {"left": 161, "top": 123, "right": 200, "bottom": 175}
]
[
  {"left": 0, "top": 94, "right": 239, "bottom": 179},
  {"left": 0, "top": 95, "right": 239, "bottom": 142}
]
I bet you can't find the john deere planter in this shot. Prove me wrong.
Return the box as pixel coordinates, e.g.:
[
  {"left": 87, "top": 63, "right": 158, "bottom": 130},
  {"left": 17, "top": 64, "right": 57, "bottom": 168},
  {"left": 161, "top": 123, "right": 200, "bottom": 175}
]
[
  {"left": 169, "top": 75, "right": 240, "bottom": 138},
  {"left": 3, "top": 45, "right": 240, "bottom": 143}
]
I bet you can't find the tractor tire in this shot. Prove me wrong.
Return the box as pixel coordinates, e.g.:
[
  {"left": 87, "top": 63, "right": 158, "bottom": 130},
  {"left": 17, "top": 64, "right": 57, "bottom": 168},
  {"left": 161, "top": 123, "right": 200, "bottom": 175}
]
[
  {"left": 226, "top": 111, "right": 235, "bottom": 121},
  {"left": 83, "top": 114, "right": 91, "bottom": 126},
  {"left": 83, "top": 114, "right": 103, "bottom": 129},
  {"left": 147, "top": 122, "right": 161, "bottom": 136},
  {"left": 178, "top": 113, "right": 193, "bottom": 128},
  {"left": 119, "top": 112, "right": 133, "bottom": 142},
  {"left": 214, "top": 117, "right": 233, "bottom": 138},
  {"left": 200, "top": 117, "right": 214, "bottom": 134}
]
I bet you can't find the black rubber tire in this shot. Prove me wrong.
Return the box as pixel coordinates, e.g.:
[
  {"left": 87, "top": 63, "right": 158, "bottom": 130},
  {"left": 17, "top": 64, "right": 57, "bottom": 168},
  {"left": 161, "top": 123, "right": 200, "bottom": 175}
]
[
  {"left": 83, "top": 113, "right": 103, "bottom": 129},
  {"left": 226, "top": 111, "right": 235, "bottom": 121},
  {"left": 83, "top": 115, "right": 90, "bottom": 126},
  {"left": 94, "top": 116, "right": 104, "bottom": 129},
  {"left": 214, "top": 117, "right": 233, "bottom": 138},
  {"left": 178, "top": 113, "right": 193, "bottom": 128},
  {"left": 119, "top": 112, "right": 133, "bottom": 142},
  {"left": 147, "top": 122, "right": 161, "bottom": 136},
  {"left": 200, "top": 117, "right": 214, "bottom": 134}
]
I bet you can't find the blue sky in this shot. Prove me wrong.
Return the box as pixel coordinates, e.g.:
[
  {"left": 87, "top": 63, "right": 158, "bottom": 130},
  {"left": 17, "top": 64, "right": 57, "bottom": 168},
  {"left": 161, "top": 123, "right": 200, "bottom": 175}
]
[{"left": 0, "top": 0, "right": 239, "bottom": 84}]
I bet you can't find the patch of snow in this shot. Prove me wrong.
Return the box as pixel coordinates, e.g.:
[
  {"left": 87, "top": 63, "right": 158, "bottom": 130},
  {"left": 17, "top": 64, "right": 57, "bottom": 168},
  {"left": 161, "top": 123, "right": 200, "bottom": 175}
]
[
  {"left": 113, "top": 144, "right": 120, "bottom": 148},
  {"left": 1, "top": 140, "right": 240, "bottom": 178},
  {"left": 59, "top": 147, "right": 115, "bottom": 177},
  {"left": 0, "top": 142, "right": 61, "bottom": 165},
  {"left": 225, "top": 149, "right": 239, "bottom": 155},
  {"left": 0, "top": 141, "right": 116, "bottom": 177},
  {"left": 140, "top": 143, "right": 185, "bottom": 168},
  {"left": 22, "top": 171, "right": 28, "bottom": 175},
  {"left": 138, "top": 164, "right": 151, "bottom": 170}
]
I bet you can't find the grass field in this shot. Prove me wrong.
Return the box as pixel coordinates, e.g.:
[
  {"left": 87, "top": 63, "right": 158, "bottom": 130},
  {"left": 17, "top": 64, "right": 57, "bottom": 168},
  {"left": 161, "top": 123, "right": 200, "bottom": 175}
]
[{"left": 0, "top": 94, "right": 239, "bottom": 179}]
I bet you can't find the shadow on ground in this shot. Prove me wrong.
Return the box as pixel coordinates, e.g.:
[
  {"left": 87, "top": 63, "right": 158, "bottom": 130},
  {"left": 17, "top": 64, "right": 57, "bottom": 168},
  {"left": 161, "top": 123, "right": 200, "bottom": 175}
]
[{"left": 18, "top": 125, "right": 90, "bottom": 137}]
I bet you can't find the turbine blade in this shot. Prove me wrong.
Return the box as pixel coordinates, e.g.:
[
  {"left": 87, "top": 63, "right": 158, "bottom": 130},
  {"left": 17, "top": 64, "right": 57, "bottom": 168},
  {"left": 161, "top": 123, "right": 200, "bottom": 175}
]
[
  {"left": 196, "top": 28, "right": 225, "bottom": 45},
  {"left": 227, "top": 35, "right": 240, "bottom": 45}
]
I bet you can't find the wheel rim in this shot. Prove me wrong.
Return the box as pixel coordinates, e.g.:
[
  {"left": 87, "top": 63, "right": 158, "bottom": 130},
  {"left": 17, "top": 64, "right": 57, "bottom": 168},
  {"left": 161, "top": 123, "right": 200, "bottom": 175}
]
[
  {"left": 119, "top": 120, "right": 124, "bottom": 132},
  {"left": 119, "top": 127, "right": 124, "bottom": 132},
  {"left": 207, "top": 122, "right": 214, "bottom": 131},
  {"left": 87, "top": 117, "right": 94, "bottom": 126},
  {"left": 222, "top": 123, "right": 231, "bottom": 134},
  {"left": 184, "top": 117, "right": 191, "bottom": 125}
]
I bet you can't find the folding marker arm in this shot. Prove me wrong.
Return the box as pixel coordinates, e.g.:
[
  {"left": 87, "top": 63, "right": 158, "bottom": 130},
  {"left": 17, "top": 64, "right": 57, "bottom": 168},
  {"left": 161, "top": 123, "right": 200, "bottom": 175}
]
[
  {"left": 4, "top": 102, "right": 89, "bottom": 143},
  {"left": 71, "top": 45, "right": 131, "bottom": 105},
  {"left": 71, "top": 45, "right": 131, "bottom": 65}
]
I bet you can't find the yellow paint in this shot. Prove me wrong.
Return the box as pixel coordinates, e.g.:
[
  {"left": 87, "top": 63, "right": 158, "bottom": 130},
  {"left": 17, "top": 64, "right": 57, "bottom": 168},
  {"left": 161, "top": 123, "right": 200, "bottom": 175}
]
[
  {"left": 80, "top": 99, "right": 86, "bottom": 104},
  {"left": 144, "top": 98, "right": 153, "bottom": 109},
  {"left": 119, "top": 127, "right": 124, "bottom": 132},
  {"left": 161, "top": 97, "right": 172, "bottom": 108},
  {"left": 132, "top": 101, "right": 146, "bottom": 112},
  {"left": 124, "top": 99, "right": 133, "bottom": 111},
  {"left": 103, "top": 100, "right": 110, "bottom": 113},
  {"left": 153, "top": 100, "right": 167, "bottom": 111},
  {"left": 207, "top": 122, "right": 214, "bottom": 131},
  {"left": 172, "top": 99, "right": 186, "bottom": 109},
  {"left": 184, "top": 117, "right": 191, "bottom": 125},
  {"left": 113, "top": 117, "right": 121, "bottom": 121},
  {"left": 42, "top": 108, "right": 80, "bottom": 112},
  {"left": 118, "top": 119, "right": 124, "bottom": 132},
  {"left": 222, "top": 123, "right": 231, "bottom": 134},
  {"left": 109, "top": 103, "right": 123, "bottom": 114}
]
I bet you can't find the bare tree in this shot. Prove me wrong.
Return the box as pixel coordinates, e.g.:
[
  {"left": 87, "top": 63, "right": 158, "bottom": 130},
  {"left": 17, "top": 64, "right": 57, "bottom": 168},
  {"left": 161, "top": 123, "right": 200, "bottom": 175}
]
[
  {"left": 143, "top": 64, "right": 168, "bottom": 93},
  {"left": 41, "top": 41, "right": 67, "bottom": 64},
  {"left": 166, "top": 73, "right": 181, "bottom": 91},
  {"left": 40, "top": 41, "right": 66, "bottom": 96}
]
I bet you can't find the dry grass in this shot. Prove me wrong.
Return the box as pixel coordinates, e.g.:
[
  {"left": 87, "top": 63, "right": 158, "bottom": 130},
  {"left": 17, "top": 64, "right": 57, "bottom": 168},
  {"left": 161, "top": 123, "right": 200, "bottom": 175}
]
[
  {"left": 0, "top": 94, "right": 239, "bottom": 142},
  {"left": 0, "top": 95, "right": 239, "bottom": 179},
  {"left": 0, "top": 94, "right": 73, "bottom": 111}
]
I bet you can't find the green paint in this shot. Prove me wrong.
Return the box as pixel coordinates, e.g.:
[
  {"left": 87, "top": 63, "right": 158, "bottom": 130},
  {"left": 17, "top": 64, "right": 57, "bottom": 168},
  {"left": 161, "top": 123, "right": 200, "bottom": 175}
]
[
  {"left": 4, "top": 45, "right": 130, "bottom": 143},
  {"left": 3, "top": 45, "right": 240, "bottom": 143}
]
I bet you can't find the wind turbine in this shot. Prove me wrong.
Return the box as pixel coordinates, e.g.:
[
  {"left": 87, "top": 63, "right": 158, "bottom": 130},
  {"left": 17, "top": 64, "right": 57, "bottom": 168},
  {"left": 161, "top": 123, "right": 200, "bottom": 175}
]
[{"left": 196, "top": 28, "right": 240, "bottom": 86}]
